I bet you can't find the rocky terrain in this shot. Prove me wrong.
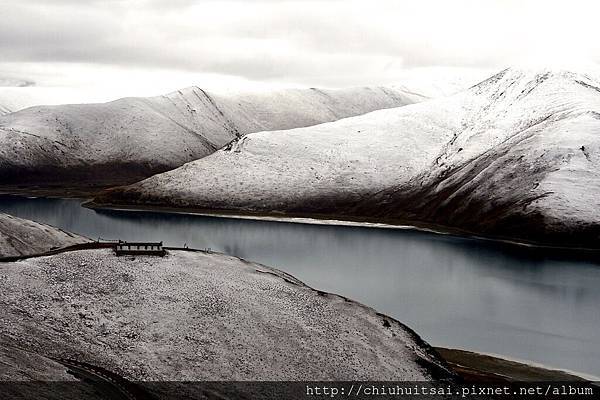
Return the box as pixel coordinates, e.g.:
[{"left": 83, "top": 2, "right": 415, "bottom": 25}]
[
  {"left": 0, "top": 212, "right": 89, "bottom": 257},
  {"left": 0, "top": 85, "right": 423, "bottom": 189},
  {"left": 96, "top": 69, "right": 600, "bottom": 247},
  {"left": 0, "top": 248, "right": 453, "bottom": 398}
]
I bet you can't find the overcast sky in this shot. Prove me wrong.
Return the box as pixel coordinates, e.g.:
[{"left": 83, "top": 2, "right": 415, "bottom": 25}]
[{"left": 1, "top": 0, "right": 600, "bottom": 99}]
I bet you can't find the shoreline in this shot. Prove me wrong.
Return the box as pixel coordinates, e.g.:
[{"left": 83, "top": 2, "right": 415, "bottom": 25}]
[
  {"left": 2, "top": 189, "right": 599, "bottom": 253},
  {"left": 435, "top": 347, "right": 598, "bottom": 382},
  {"left": 83, "top": 200, "right": 600, "bottom": 255}
]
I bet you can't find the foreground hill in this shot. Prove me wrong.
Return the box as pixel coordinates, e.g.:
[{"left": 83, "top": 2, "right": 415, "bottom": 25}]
[
  {"left": 0, "top": 86, "right": 423, "bottom": 189},
  {"left": 0, "top": 213, "right": 89, "bottom": 257},
  {"left": 97, "top": 69, "right": 600, "bottom": 247},
  {"left": 0, "top": 248, "right": 452, "bottom": 398}
]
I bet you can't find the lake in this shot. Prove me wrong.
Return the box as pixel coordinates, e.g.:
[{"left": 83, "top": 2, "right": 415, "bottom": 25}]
[{"left": 1, "top": 195, "right": 599, "bottom": 377}]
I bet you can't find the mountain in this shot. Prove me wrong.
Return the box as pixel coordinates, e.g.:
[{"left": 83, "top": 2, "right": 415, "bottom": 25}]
[
  {"left": 0, "top": 89, "right": 42, "bottom": 115},
  {"left": 0, "top": 212, "right": 90, "bottom": 257},
  {"left": 0, "top": 248, "right": 453, "bottom": 388},
  {"left": 0, "top": 87, "right": 88, "bottom": 116},
  {"left": 0, "top": 86, "right": 424, "bottom": 189},
  {"left": 392, "top": 66, "right": 493, "bottom": 98},
  {"left": 96, "top": 69, "right": 600, "bottom": 248}
]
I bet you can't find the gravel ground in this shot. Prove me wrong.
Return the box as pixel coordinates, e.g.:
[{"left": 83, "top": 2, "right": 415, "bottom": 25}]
[{"left": 0, "top": 249, "right": 452, "bottom": 383}]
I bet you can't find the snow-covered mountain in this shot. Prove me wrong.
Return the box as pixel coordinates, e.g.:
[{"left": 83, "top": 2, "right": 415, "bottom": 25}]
[
  {"left": 0, "top": 87, "right": 91, "bottom": 116},
  {"left": 0, "top": 86, "right": 423, "bottom": 187},
  {"left": 0, "top": 213, "right": 89, "bottom": 257},
  {"left": 98, "top": 69, "right": 600, "bottom": 247},
  {"left": 391, "top": 66, "right": 493, "bottom": 98},
  {"left": 0, "top": 89, "right": 43, "bottom": 115}
]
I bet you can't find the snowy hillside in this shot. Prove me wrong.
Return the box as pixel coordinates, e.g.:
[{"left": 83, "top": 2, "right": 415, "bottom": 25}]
[
  {"left": 0, "top": 89, "right": 49, "bottom": 115},
  {"left": 0, "top": 213, "right": 89, "bottom": 257},
  {"left": 0, "top": 87, "right": 97, "bottom": 116},
  {"left": 0, "top": 85, "right": 423, "bottom": 187},
  {"left": 98, "top": 69, "right": 600, "bottom": 247},
  {"left": 391, "top": 67, "right": 493, "bottom": 98},
  {"left": 0, "top": 248, "right": 452, "bottom": 384}
]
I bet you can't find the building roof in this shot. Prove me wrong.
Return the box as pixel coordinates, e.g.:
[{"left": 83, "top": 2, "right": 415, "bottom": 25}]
[{"left": 117, "top": 241, "right": 163, "bottom": 246}]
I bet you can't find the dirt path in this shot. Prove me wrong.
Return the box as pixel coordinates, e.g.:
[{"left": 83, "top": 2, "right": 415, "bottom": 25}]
[{"left": 53, "top": 358, "right": 150, "bottom": 400}]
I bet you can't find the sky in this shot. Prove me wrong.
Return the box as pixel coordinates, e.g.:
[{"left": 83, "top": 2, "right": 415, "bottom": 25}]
[{"left": 1, "top": 0, "right": 600, "bottom": 101}]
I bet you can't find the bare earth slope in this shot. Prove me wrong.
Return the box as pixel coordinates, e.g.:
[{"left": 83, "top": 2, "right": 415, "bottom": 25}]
[
  {"left": 98, "top": 69, "right": 600, "bottom": 247},
  {"left": 0, "top": 213, "right": 89, "bottom": 257},
  {"left": 0, "top": 86, "right": 423, "bottom": 188},
  {"left": 0, "top": 249, "right": 452, "bottom": 386}
]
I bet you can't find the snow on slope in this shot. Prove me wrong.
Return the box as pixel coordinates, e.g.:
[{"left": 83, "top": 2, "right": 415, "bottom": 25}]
[
  {"left": 0, "top": 213, "right": 90, "bottom": 257},
  {"left": 100, "top": 69, "right": 600, "bottom": 247},
  {"left": 0, "top": 249, "right": 452, "bottom": 384},
  {"left": 391, "top": 66, "right": 493, "bottom": 98},
  {"left": 0, "top": 86, "right": 145, "bottom": 117},
  {"left": 0, "top": 87, "right": 97, "bottom": 116},
  {"left": 0, "top": 68, "right": 485, "bottom": 117},
  {"left": 0, "top": 86, "right": 423, "bottom": 187}
]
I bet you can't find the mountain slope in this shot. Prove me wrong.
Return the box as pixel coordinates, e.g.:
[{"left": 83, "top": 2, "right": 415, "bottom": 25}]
[
  {"left": 0, "top": 213, "right": 90, "bottom": 257},
  {"left": 0, "top": 248, "right": 452, "bottom": 386},
  {"left": 0, "top": 87, "right": 72, "bottom": 116},
  {"left": 0, "top": 86, "right": 423, "bottom": 188},
  {"left": 0, "top": 90, "right": 19, "bottom": 115},
  {"left": 97, "top": 69, "right": 600, "bottom": 247}
]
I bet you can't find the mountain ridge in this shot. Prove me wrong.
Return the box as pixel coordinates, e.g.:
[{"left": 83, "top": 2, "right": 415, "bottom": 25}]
[
  {"left": 0, "top": 85, "right": 423, "bottom": 188},
  {"left": 0, "top": 212, "right": 90, "bottom": 257},
  {"left": 95, "top": 68, "right": 600, "bottom": 247}
]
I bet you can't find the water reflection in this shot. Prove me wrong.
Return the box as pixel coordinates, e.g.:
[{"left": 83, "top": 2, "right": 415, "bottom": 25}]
[{"left": 1, "top": 195, "right": 599, "bottom": 376}]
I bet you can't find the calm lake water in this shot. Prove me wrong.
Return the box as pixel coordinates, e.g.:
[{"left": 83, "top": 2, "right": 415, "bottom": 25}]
[{"left": 1, "top": 195, "right": 599, "bottom": 377}]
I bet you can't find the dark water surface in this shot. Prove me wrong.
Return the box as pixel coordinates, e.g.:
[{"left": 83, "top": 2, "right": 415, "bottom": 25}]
[{"left": 1, "top": 195, "right": 599, "bottom": 377}]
